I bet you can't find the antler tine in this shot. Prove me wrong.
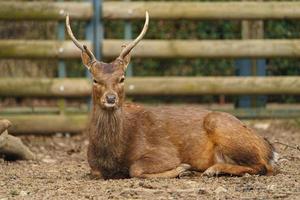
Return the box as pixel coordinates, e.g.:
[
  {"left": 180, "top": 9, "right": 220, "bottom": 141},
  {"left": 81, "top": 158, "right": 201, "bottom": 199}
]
[
  {"left": 66, "top": 14, "right": 84, "bottom": 51},
  {"left": 118, "top": 11, "right": 149, "bottom": 60},
  {"left": 66, "top": 14, "right": 96, "bottom": 62}
]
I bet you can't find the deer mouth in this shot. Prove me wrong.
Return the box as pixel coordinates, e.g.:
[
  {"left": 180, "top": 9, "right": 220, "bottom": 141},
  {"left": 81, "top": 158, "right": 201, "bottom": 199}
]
[{"left": 103, "top": 102, "right": 118, "bottom": 109}]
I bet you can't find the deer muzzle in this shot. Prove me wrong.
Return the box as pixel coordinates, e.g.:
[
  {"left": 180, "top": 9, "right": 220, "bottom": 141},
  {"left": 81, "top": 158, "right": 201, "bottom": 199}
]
[{"left": 102, "top": 92, "right": 118, "bottom": 109}]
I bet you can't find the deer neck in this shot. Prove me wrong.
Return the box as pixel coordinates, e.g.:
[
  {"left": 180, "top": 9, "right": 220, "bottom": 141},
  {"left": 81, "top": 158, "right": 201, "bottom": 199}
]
[
  {"left": 92, "top": 105, "right": 124, "bottom": 144},
  {"left": 90, "top": 105, "right": 126, "bottom": 167}
]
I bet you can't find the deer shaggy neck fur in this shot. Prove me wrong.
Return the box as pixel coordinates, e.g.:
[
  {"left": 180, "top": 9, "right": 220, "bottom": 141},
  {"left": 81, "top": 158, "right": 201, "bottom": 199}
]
[{"left": 89, "top": 106, "right": 128, "bottom": 178}]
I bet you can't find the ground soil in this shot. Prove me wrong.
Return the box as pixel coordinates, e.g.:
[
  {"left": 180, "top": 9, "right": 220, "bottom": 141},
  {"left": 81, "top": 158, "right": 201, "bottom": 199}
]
[{"left": 0, "top": 120, "right": 299, "bottom": 200}]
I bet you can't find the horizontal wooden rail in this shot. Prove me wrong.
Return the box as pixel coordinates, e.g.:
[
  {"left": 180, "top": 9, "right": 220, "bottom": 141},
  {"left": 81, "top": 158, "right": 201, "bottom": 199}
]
[
  {"left": 2, "top": 39, "right": 300, "bottom": 59},
  {"left": 1, "top": 2, "right": 300, "bottom": 20},
  {"left": 103, "top": 1, "right": 300, "bottom": 20},
  {"left": 3, "top": 114, "right": 87, "bottom": 134},
  {"left": 0, "top": 77, "right": 299, "bottom": 97},
  {"left": 4, "top": 109, "right": 300, "bottom": 134},
  {"left": 0, "top": 2, "right": 92, "bottom": 21},
  {"left": 0, "top": 40, "right": 79, "bottom": 59},
  {"left": 2, "top": 104, "right": 300, "bottom": 115}
]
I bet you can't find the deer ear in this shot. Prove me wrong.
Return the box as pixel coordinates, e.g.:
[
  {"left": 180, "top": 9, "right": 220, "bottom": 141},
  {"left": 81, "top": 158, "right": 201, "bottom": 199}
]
[
  {"left": 122, "top": 54, "right": 131, "bottom": 70},
  {"left": 81, "top": 51, "right": 92, "bottom": 70}
]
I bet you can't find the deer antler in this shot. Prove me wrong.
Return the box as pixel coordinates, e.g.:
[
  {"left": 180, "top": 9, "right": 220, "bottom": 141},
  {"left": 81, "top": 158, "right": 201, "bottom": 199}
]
[
  {"left": 118, "top": 11, "right": 149, "bottom": 60},
  {"left": 65, "top": 14, "right": 96, "bottom": 63}
]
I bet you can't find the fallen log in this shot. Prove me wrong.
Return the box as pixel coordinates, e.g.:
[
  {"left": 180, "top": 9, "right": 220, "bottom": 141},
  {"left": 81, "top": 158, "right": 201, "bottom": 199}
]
[
  {"left": 0, "top": 120, "right": 35, "bottom": 161},
  {"left": 0, "top": 119, "right": 11, "bottom": 134}
]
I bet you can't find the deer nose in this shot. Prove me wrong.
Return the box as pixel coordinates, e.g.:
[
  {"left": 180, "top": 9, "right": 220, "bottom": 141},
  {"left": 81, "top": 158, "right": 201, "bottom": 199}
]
[{"left": 106, "top": 94, "right": 116, "bottom": 104}]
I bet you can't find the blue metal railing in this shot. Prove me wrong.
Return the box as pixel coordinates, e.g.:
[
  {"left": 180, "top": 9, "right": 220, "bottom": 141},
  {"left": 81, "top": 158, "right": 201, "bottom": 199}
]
[
  {"left": 124, "top": 0, "right": 133, "bottom": 77},
  {"left": 58, "top": 0, "right": 66, "bottom": 113},
  {"left": 83, "top": 0, "right": 104, "bottom": 110}
]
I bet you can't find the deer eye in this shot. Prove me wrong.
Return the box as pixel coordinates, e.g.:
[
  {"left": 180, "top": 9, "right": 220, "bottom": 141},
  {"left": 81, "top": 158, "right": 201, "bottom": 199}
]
[
  {"left": 93, "top": 79, "right": 98, "bottom": 84},
  {"left": 119, "top": 77, "right": 125, "bottom": 83}
]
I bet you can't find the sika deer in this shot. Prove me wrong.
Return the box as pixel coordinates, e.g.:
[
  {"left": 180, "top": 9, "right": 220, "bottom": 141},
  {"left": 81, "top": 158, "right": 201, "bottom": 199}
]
[{"left": 66, "top": 12, "right": 278, "bottom": 179}]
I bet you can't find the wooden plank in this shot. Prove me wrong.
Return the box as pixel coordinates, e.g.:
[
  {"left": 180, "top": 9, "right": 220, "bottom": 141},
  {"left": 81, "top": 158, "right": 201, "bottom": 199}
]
[
  {"left": 125, "top": 77, "right": 300, "bottom": 95},
  {"left": 2, "top": 114, "right": 87, "bottom": 135},
  {"left": 103, "top": 1, "right": 300, "bottom": 20},
  {"left": 0, "top": 40, "right": 84, "bottom": 59},
  {"left": 0, "top": 2, "right": 92, "bottom": 21},
  {"left": 0, "top": 107, "right": 86, "bottom": 115},
  {"left": 105, "top": 39, "right": 300, "bottom": 58},
  {"left": 3, "top": 103, "right": 300, "bottom": 114},
  {"left": 3, "top": 109, "right": 300, "bottom": 134},
  {"left": 1, "top": 1, "right": 300, "bottom": 20},
  {"left": 0, "top": 78, "right": 91, "bottom": 97},
  {"left": 236, "top": 4, "right": 267, "bottom": 108},
  {"left": 0, "top": 77, "right": 299, "bottom": 97},
  {"left": 2, "top": 39, "right": 300, "bottom": 59}
]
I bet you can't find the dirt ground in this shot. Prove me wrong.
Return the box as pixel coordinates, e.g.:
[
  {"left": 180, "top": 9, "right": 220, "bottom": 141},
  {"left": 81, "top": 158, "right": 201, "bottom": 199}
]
[{"left": 0, "top": 120, "right": 299, "bottom": 200}]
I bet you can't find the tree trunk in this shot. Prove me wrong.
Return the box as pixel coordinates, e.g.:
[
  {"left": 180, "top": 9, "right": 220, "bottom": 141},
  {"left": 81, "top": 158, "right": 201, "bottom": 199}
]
[{"left": 0, "top": 119, "right": 36, "bottom": 160}]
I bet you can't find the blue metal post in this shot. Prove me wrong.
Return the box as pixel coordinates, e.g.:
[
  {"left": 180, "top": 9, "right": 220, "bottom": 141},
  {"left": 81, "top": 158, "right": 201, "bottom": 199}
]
[
  {"left": 58, "top": 0, "right": 66, "bottom": 78},
  {"left": 235, "top": 59, "right": 267, "bottom": 108},
  {"left": 93, "top": 0, "right": 102, "bottom": 61},
  {"left": 85, "top": 0, "right": 102, "bottom": 75},
  {"left": 85, "top": 20, "right": 93, "bottom": 79},
  {"left": 256, "top": 59, "right": 267, "bottom": 107},
  {"left": 58, "top": 0, "right": 66, "bottom": 114},
  {"left": 86, "top": 0, "right": 103, "bottom": 109},
  {"left": 235, "top": 21, "right": 266, "bottom": 109},
  {"left": 58, "top": 24, "right": 66, "bottom": 78},
  {"left": 235, "top": 60, "right": 252, "bottom": 108},
  {"left": 124, "top": 0, "right": 133, "bottom": 76}
]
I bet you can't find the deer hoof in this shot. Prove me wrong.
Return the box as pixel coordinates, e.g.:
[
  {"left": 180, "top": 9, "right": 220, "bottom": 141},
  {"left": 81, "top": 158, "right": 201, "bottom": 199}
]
[
  {"left": 89, "top": 170, "right": 103, "bottom": 179},
  {"left": 176, "top": 163, "right": 191, "bottom": 176},
  {"left": 180, "top": 163, "right": 191, "bottom": 170},
  {"left": 178, "top": 170, "right": 194, "bottom": 178},
  {"left": 203, "top": 166, "right": 220, "bottom": 177}
]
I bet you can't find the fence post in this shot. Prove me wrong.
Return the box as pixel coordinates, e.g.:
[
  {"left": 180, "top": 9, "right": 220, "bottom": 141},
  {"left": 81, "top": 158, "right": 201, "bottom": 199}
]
[
  {"left": 93, "top": 0, "right": 102, "bottom": 61},
  {"left": 235, "top": 17, "right": 267, "bottom": 108},
  {"left": 85, "top": 0, "right": 103, "bottom": 110},
  {"left": 124, "top": 0, "right": 133, "bottom": 77},
  {"left": 58, "top": 0, "right": 66, "bottom": 114}
]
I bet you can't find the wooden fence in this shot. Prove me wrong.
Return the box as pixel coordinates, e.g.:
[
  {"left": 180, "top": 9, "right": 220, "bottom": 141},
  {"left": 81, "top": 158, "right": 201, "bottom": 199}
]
[
  {"left": 0, "top": 77, "right": 299, "bottom": 97},
  {"left": 2, "top": 2, "right": 300, "bottom": 20},
  {"left": 0, "top": 1, "right": 300, "bottom": 134},
  {"left": 2, "top": 39, "right": 300, "bottom": 59}
]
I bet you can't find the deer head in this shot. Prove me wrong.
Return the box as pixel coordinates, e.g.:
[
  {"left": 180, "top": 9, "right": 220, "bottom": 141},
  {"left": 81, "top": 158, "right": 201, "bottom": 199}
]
[{"left": 66, "top": 12, "right": 149, "bottom": 110}]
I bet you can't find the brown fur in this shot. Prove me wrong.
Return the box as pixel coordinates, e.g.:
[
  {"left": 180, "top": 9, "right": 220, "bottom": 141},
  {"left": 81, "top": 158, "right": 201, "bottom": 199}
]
[
  {"left": 84, "top": 56, "right": 277, "bottom": 179},
  {"left": 72, "top": 21, "right": 277, "bottom": 180}
]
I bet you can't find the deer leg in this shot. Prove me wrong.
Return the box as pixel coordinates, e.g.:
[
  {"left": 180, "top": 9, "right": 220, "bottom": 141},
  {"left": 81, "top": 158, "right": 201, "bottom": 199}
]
[
  {"left": 89, "top": 169, "right": 103, "bottom": 179},
  {"left": 203, "top": 163, "right": 265, "bottom": 177},
  {"left": 129, "top": 151, "right": 190, "bottom": 179},
  {"left": 203, "top": 112, "right": 275, "bottom": 176},
  {"left": 141, "top": 164, "right": 191, "bottom": 178},
  {"left": 87, "top": 144, "right": 103, "bottom": 179},
  {"left": 130, "top": 163, "right": 191, "bottom": 179}
]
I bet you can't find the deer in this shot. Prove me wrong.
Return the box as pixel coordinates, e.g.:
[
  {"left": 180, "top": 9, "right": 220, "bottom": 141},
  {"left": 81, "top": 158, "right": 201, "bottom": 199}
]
[{"left": 66, "top": 12, "right": 278, "bottom": 179}]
